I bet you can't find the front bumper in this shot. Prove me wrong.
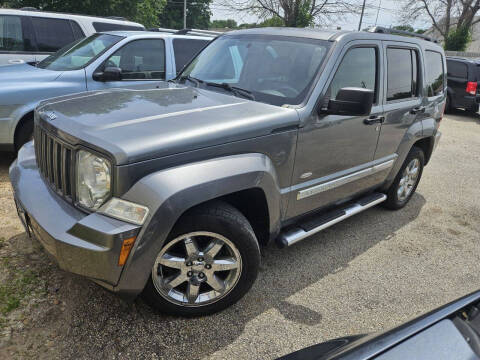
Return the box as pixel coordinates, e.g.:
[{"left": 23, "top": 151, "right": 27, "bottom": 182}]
[{"left": 9, "top": 142, "right": 141, "bottom": 290}]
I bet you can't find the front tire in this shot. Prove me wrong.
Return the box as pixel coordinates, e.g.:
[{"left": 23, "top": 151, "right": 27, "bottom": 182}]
[
  {"left": 142, "top": 201, "right": 260, "bottom": 316},
  {"left": 384, "top": 146, "right": 425, "bottom": 210}
]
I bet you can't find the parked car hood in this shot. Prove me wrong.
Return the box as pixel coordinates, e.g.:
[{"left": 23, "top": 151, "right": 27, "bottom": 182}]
[
  {"left": 37, "top": 84, "right": 300, "bottom": 165},
  {"left": 0, "top": 63, "right": 61, "bottom": 83}
]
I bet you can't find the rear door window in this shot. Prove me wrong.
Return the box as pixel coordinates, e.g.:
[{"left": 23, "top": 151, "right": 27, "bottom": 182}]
[
  {"left": 387, "top": 48, "right": 419, "bottom": 101},
  {"left": 0, "top": 15, "right": 25, "bottom": 51},
  {"left": 30, "top": 17, "right": 76, "bottom": 52},
  {"left": 173, "top": 38, "right": 209, "bottom": 73},
  {"left": 425, "top": 51, "right": 445, "bottom": 97},
  {"left": 447, "top": 60, "right": 468, "bottom": 78}
]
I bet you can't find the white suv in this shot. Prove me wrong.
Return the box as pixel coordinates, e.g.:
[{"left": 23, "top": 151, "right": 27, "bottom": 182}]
[{"left": 0, "top": 8, "right": 144, "bottom": 66}]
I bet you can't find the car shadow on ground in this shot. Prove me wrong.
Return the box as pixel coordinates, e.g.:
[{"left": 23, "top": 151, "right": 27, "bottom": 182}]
[
  {"left": 446, "top": 108, "right": 480, "bottom": 123},
  {"left": 13, "top": 192, "right": 424, "bottom": 359}
]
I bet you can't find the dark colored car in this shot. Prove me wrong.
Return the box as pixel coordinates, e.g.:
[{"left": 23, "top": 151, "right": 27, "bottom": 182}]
[
  {"left": 446, "top": 56, "right": 480, "bottom": 113},
  {"left": 278, "top": 290, "right": 480, "bottom": 360}
]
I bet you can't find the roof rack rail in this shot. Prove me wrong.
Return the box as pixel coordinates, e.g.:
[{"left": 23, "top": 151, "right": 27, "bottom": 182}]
[
  {"left": 175, "top": 28, "right": 223, "bottom": 37},
  {"left": 366, "top": 26, "right": 439, "bottom": 43},
  {"left": 148, "top": 27, "right": 177, "bottom": 33},
  {"left": 106, "top": 16, "right": 127, "bottom": 21},
  {"left": 20, "top": 7, "right": 39, "bottom": 11}
]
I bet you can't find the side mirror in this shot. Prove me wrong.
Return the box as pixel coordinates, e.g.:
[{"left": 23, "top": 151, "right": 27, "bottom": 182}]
[
  {"left": 320, "top": 87, "right": 374, "bottom": 116},
  {"left": 93, "top": 67, "right": 122, "bottom": 82}
]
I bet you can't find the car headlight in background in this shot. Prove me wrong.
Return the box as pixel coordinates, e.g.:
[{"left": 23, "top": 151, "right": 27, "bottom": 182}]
[
  {"left": 99, "top": 198, "right": 149, "bottom": 225},
  {"left": 76, "top": 150, "right": 111, "bottom": 210}
]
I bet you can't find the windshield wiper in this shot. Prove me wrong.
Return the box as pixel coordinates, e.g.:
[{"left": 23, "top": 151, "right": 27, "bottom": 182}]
[
  {"left": 205, "top": 82, "right": 255, "bottom": 101},
  {"left": 178, "top": 75, "right": 204, "bottom": 87}
]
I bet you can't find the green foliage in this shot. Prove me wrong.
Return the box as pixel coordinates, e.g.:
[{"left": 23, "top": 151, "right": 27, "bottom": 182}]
[
  {"left": 259, "top": 16, "right": 284, "bottom": 27},
  {"left": 415, "top": 29, "right": 427, "bottom": 34},
  {"left": 2, "top": 0, "right": 166, "bottom": 26},
  {"left": 393, "top": 25, "right": 415, "bottom": 33},
  {"left": 210, "top": 19, "right": 237, "bottom": 29},
  {"left": 135, "top": 0, "right": 166, "bottom": 28},
  {"left": 295, "top": 0, "right": 314, "bottom": 27},
  {"left": 445, "top": 25, "right": 472, "bottom": 51},
  {"left": 159, "top": 0, "right": 212, "bottom": 29}
]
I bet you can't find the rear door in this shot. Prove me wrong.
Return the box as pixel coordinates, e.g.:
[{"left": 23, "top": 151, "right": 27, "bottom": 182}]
[
  {"left": 446, "top": 59, "right": 468, "bottom": 108},
  {"left": 374, "top": 42, "right": 423, "bottom": 164}
]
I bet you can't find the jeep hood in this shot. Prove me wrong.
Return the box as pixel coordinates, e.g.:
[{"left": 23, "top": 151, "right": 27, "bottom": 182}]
[{"left": 37, "top": 85, "right": 300, "bottom": 165}]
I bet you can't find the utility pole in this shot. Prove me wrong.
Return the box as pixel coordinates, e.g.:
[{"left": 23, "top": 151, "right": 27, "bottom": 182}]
[
  {"left": 375, "top": 0, "right": 382, "bottom": 26},
  {"left": 358, "top": 0, "right": 366, "bottom": 31},
  {"left": 183, "top": 0, "right": 187, "bottom": 29}
]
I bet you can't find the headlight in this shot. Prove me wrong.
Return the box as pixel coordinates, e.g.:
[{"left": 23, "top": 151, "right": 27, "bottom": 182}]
[{"left": 76, "top": 150, "right": 111, "bottom": 210}]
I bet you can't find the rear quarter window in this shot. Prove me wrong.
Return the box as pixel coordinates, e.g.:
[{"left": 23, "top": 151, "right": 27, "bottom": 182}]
[
  {"left": 447, "top": 60, "right": 468, "bottom": 79},
  {"left": 173, "top": 38, "right": 210, "bottom": 73},
  {"left": 425, "top": 51, "right": 445, "bottom": 97}
]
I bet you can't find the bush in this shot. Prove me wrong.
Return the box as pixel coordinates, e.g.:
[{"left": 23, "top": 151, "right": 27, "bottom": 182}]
[{"left": 445, "top": 26, "right": 472, "bottom": 51}]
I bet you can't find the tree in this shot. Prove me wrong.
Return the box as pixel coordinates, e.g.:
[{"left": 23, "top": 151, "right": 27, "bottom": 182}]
[
  {"left": 219, "top": 0, "right": 361, "bottom": 27},
  {"left": 2, "top": 0, "right": 166, "bottom": 27},
  {"left": 135, "top": 0, "right": 167, "bottom": 28},
  {"left": 393, "top": 25, "right": 415, "bottom": 33},
  {"left": 159, "top": 0, "right": 212, "bottom": 29},
  {"left": 210, "top": 19, "right": 238, "bottom": 28},
  {"left": 402, "top": 0, "right": 480, "bottom": 39}
]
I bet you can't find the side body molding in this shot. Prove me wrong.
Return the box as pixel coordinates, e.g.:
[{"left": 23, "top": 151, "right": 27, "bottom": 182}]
[{"left": 115, "top": 153, "right": 282, "bottom": 297}]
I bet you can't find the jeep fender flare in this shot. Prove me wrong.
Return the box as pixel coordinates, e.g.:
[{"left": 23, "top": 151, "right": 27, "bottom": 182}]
[
  {"left": 114, "top": 153, "right": 282, "bottom": 297},
  {"left": 381, "top": 118, "right": 437, "bottom": 191}
]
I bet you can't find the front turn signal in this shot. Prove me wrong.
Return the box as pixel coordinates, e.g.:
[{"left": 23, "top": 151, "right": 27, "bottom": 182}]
[{"left": 118, "top": 237, "right": 136, "bottom": 266}]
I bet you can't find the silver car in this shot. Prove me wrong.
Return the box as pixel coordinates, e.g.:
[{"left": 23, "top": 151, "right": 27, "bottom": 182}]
[{"left": 0, "top": 31, "right": 211, "bottom": 151}]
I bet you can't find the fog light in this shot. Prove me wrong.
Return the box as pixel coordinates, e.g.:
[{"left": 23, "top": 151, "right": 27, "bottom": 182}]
[{"left": 99, "top": 198, "right": 149, "bottom": 225}]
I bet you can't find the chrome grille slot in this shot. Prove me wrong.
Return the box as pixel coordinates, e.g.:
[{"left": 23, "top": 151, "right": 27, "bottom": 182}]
[{"left": 34, "top": 125, "right": 74, "bottom": 202}]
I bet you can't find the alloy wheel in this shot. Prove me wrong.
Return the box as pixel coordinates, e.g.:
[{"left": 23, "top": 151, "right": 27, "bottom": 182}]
[
  {"left": 397, "top": 158, "right": 420, "bottom": 202},
  {"left": 152, "top": 231, "right": 242, "bottom": 307}
]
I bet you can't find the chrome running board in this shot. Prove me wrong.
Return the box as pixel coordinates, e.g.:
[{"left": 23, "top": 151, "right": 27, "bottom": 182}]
[{"left": 278, "top": 193, "right": 387, "bottom": 248}]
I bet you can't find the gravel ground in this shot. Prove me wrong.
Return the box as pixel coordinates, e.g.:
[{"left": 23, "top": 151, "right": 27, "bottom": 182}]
[{"left": 0, "top": 111, "right": 479, "bottom": 359}]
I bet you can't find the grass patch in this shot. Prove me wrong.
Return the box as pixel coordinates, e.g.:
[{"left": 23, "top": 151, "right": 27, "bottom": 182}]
[
  {"left": 0, "top": 269, "right": 39, "bottom": 315},
  {"left": 0, "top": 237, "right": 5, "bottom": 249}
]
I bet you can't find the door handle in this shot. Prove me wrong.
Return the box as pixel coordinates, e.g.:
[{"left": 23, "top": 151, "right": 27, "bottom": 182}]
[
  {"left": 364, "top": 116, "right": 385, "bottom": 125},
  {"left": 410, "top": 106, "right": 426, "bottom": 115}
]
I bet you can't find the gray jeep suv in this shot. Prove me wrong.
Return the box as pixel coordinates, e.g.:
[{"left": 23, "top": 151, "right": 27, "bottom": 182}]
[{"left": 10, "top": 27, "right": 445, "bottom": 316}]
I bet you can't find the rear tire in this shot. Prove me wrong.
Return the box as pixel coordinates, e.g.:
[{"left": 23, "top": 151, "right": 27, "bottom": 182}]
[
  {"left": 142, "top": 201, "right": 261, "bottom": 316},
  {"left": 467, "top": 103, "right": 479, "bottom": 113},
  {"left": 384, "top": 146, "right": 425, "bottom": 210},
  {"left": 14, "top": 116, "right": 34, "bottom": 152}
]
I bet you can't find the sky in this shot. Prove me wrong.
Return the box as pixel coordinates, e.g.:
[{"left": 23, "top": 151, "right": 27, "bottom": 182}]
[{"left": 211, "top": 0, "right": 431, "bottom": 31}]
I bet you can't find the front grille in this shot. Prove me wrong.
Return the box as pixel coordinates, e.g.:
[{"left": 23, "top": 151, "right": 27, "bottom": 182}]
[{"left": 34, "top": 125, "right": 74, "bottom": 202}]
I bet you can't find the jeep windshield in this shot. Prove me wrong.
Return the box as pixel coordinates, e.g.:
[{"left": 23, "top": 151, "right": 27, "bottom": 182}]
[
  {"left": 179, "top": 34, "right": 331, "bottom": 106},
  {"left": 37, "top": 34, "right": 123, "bottom": 71}
]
